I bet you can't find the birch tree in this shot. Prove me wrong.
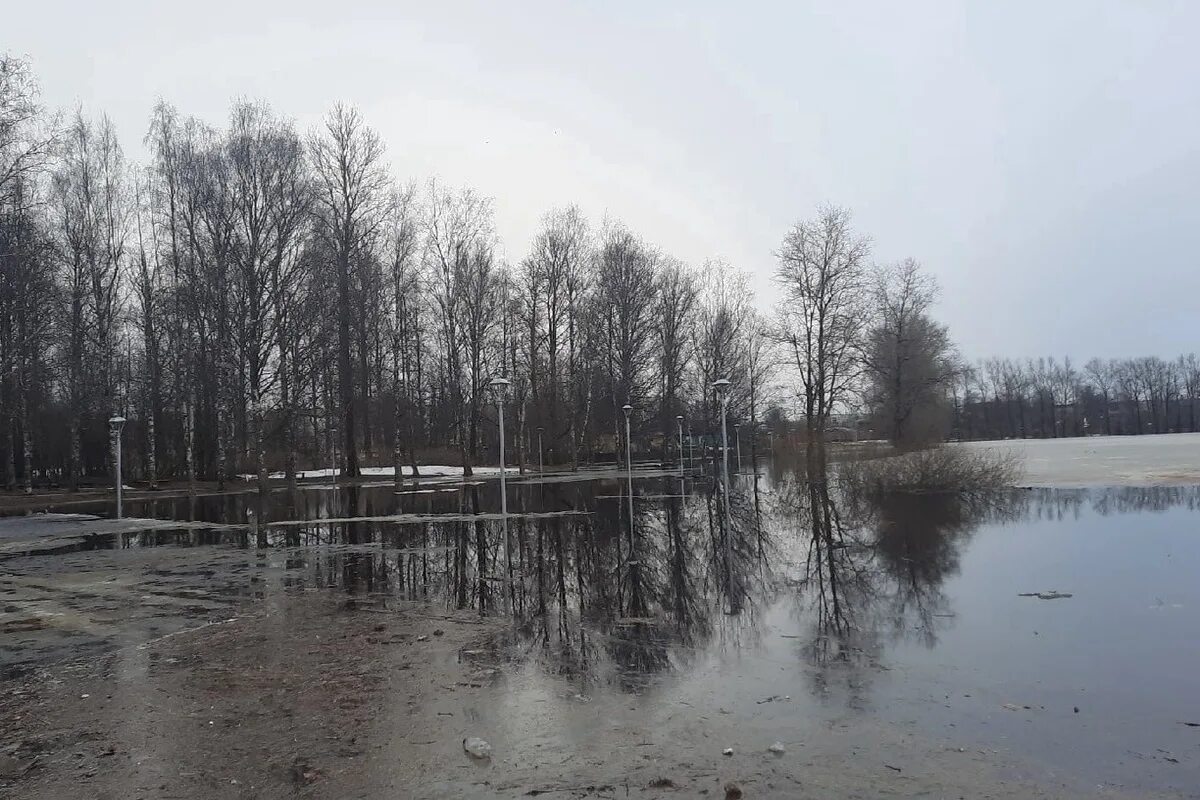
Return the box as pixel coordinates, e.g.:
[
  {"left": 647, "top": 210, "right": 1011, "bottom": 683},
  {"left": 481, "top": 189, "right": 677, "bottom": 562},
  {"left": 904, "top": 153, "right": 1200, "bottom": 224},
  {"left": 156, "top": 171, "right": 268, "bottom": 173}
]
[{"left": 309, "top": 104, "right": 391, "bottom": 478}]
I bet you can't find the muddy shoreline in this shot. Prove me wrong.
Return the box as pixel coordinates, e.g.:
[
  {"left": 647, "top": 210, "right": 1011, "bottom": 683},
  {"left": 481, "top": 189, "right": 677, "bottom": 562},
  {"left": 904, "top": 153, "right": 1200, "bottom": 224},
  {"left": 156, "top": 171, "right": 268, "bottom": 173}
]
[
  {"left": 3, "top": 454, "right": 1198, "bottom": 798},
  {"left": 3, "top": 592, "right": 1175, "bottom": 800}
]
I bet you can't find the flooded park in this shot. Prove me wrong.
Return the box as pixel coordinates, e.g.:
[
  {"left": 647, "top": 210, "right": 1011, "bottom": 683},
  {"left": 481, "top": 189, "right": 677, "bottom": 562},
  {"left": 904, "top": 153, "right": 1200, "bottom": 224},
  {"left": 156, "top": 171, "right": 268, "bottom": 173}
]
[
  {"left": 5, "top": 5, "right": 1200, "bottom": 795},
  {"left": 1, "top": 438, "right": 1198, "bottom": 799}
]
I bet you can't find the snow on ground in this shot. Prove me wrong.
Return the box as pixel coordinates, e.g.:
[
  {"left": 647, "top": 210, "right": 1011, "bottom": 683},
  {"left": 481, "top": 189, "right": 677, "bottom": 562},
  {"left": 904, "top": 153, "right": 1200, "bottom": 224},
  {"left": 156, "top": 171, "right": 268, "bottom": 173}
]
[
  {"left": 240, "top": 465, "right": 513, "bottom": 481},
  {"left": 955, "top": 432, "right": 1200, "bottom": 487}
]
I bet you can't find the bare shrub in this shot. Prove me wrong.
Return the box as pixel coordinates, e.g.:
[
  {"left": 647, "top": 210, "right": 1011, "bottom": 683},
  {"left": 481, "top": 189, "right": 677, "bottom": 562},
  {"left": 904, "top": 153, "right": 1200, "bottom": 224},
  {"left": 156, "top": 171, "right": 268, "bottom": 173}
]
[{"left": 839, "top": 445, "right": 1022, "bottom": 497}]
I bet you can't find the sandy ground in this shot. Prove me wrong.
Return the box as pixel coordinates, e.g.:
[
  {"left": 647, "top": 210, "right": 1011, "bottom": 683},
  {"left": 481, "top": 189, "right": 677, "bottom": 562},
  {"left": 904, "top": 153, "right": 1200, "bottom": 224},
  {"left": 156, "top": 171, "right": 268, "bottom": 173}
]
[
  {"left": 957, "top": 432, "right": 1200, "bottom": 487},
  {"left": 2, "top": 592, "right": 1183, "bottom": 800}
]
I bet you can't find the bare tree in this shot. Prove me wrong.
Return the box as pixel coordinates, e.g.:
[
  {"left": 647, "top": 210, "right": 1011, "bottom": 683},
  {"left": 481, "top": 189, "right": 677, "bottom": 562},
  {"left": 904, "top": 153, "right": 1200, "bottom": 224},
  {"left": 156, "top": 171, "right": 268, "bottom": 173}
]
[
  {"left": 596, "top": 222, "right": 658, "bottom": 454},
  {"left": 744, "top": 309, "right": 778, "bottom": 461},
  {"left": 0, "top": 55, "right": 56, "bottom": 210},
  {"left": 1, "top": 58, "right": 56, "bottom": 493},
  {"left": 1179, "top": 354, "right": 1199, "bottom": 433},
  {"left": 309, "top": 104, "right": 391, "bottom": 478},
  {"left": 655, "top": 256, "right": 698, "bottom": 447},
  {"left": 385, "top": 183, "right": 421, "bottom": 486},
  {"left": 227, "top": 100, "right": 311, "bottom": 490},
  {"left": 1, "top": 177, "right": 56, "bottom": 492},
  {"left": 693, "top": 261, "right": 752, "bottom": 433},
  {"left": 457, "top": 242, "right": 502, "bottom": 471},
  {"left": 51, "top": 111, "right": 129, "bottom": 486},
  {"left": 1084, "top": 358, "right": 1114, "bottom": 435},
  {"left": 773, "top": 205, "right": 869, "bottom": 441},
  {"left": 862, "top": 259, "right": 959, "bottom": 446},
  {"left": 424, "top": 180, "right": 493, "bottom": 474},
  {"left": 525, "top": 205, "right": 589, "bottom": 464},
  {"left": 130, "top": 173, "right": 162, "bottom": 487}
]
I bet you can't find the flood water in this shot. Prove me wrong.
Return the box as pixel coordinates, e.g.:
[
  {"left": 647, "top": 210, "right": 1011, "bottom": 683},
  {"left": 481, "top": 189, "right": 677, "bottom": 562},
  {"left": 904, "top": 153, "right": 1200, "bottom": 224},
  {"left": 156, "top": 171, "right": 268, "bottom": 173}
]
[{"left": 2, "top": 457, "right": 1198, "bottom": 794}]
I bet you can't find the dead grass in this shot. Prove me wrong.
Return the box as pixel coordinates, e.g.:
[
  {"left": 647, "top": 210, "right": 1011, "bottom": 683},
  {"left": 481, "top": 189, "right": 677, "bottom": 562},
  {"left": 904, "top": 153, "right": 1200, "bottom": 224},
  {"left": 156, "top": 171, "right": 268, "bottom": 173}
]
[{"left": 840, "top": 445, "right": 1023, "bottom": 497}]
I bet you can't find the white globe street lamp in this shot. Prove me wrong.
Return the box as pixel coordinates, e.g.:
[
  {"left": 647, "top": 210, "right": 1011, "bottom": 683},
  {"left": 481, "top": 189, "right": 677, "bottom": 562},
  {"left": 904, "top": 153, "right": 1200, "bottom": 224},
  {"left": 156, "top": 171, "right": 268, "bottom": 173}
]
[{"left": 675, "top": 414, "right": 685, "bottom": 476}]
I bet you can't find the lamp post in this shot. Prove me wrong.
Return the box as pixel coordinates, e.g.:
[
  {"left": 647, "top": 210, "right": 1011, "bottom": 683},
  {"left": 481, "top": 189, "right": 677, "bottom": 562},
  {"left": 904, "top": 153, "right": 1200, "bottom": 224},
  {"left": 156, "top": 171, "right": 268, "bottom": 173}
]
[
  {"left": 734, "top": 422, "right": 742, "bottom": 473},
  {"left": 489, "top": 376, "right": 512, "bottom": 610},
  {"left": 536, "top": 425, "right": 545, "bottom": 474},
  {"left": 675, "top": 414, "right": 685, "bottom": 475},
  {"left": 622, "top": 403, "right": 635, "bottom": 544},
  {"left": 108, "top": 416, "right": 126, "bottom": 519}
]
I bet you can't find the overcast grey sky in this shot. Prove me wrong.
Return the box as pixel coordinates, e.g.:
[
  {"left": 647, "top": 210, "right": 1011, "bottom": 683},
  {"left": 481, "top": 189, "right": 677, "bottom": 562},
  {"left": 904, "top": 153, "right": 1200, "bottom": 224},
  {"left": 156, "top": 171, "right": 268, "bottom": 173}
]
[{"left": 9, "top": 0, "right": 1199, "bottom": 360}]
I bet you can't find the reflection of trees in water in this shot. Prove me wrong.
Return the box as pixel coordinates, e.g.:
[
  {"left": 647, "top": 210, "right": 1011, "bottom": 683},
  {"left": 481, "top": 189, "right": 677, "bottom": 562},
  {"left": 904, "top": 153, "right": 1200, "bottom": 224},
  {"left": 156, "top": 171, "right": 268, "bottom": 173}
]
[
  {"left": 271, "top": 473, "right": 778, "bottom": 692},
  {"left": 772, "top": 448, "right": 1025, "bottom": 699},
  {"left": 772, "top": 450, "right": 881, "bottom": 702},
  {"left": 994, "top": 485, "right": 1200, "bottom": 520},
  {"left": 267, "top": 470, "right": 1197, "bottom": 695},
  {"left": 871, "top": 493, "right": 981, "bottom": 648},
  {"left": 1019, "top": 488, "right": 1087, "bottom": 522},
  {"left": 1086, "top": 485, "right": 1200, "bottom": 515}
]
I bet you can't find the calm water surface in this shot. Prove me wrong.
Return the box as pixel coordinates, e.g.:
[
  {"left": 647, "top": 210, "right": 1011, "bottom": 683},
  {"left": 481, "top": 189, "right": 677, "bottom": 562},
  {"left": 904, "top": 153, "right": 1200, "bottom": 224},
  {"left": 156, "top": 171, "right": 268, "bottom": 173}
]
[{"left": 3, "top": 459, "right": 1198, "bottom": 792}]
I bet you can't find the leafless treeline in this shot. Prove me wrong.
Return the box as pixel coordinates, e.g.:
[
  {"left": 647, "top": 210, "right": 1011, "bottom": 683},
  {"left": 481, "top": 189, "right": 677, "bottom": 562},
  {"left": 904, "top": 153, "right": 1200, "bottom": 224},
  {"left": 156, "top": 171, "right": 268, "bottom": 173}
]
[
  {"left": 951, "top": 354, "right": 1200, "bottom": 441},
  {"left": 767, "top": 206, "right": 1200, "bottom": 446},
  {"left": 3, "top": 57, "right": 1195, "bottom": 492},
  {"left": 1, "top": 57, "right": 779, "bottom": 490}
]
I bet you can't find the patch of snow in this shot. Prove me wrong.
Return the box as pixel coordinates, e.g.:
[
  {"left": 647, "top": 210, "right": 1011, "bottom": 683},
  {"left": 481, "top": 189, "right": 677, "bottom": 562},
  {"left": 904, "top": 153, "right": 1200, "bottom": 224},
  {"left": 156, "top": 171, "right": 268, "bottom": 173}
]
[{"left": 239, "top": 465, "right": 515, "bottom": 481}]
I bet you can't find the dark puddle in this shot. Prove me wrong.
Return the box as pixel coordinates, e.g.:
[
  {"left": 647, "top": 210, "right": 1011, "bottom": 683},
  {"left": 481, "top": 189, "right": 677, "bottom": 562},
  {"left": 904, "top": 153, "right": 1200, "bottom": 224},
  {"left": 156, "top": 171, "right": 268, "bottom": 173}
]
[{"left": 2, "top": 461, "right": 1199, "bottom": 793}]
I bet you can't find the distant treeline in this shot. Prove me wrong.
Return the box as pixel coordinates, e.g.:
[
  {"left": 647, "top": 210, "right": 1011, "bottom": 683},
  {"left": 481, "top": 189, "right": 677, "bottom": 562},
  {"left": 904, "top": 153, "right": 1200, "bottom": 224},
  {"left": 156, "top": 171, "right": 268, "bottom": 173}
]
[
  {"left": 5, "top": 53, "right": 1183, "bottom": 494},
  {"left": 951, "top": 355, "right": 1200, "bottom": 440},
  {"left": 3, "top": 51, "right": 991, "bottom": 491}
]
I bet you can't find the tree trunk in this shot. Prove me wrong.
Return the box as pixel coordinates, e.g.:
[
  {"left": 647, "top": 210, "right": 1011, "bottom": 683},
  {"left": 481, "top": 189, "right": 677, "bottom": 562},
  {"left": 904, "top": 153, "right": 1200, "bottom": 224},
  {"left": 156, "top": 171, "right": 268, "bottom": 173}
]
[
  {"left": 337, "top": 248, "right": 359, "bottom": 478},
  {"left": 398, "top": 352, "right": 412, "bottom": 491},
  {"left": 21, "top": 386, "right": 33, "bottom": 495}
]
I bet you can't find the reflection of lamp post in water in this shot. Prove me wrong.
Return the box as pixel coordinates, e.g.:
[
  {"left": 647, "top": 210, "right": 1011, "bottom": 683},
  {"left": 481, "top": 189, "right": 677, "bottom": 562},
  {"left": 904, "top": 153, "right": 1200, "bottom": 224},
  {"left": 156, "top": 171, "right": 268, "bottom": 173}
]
[
  {"left": 622, "top": 403, "right": 635, "bottom": 542},
  {"left": 490, "top": 376, "right": 512, "bottom": 610},
  {"left": 108, "top": 416, "right": 126, "bottom": 519},
  {"left": 712, "top": 378, "right": 732, "bottom": 604},
  {"left": 675, "top": 414, "right": 685, "bottom": 476}
]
